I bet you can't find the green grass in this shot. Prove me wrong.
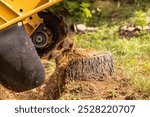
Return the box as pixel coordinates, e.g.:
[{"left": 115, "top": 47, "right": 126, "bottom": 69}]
[{"left": 71, "top": 1, "right": 150, "bottom": 94}]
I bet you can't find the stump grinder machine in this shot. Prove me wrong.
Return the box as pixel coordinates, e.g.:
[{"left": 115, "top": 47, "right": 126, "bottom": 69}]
[{"left": 0, "top": 0, "right": 70, "bottom": 92}]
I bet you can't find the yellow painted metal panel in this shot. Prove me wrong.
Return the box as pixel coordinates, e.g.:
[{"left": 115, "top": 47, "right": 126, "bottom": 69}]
[
  {"left": 0, "top": 1, "right": 18, "bottom": 21},
  {"left": 0, "top": 0, "right": 62, "bottom": 35},
  {"left": 24, "top": 23, "right": 35, "bottom": 35},
  {"left": 3, "top": 0, "right": 42, "bottom": 13},
  {"left": 0, "top": 18, "right": 6, "bottom": 25},
  {"left": 24, "top": 14, "right": 43, "bottom": 35},
  {"left": 36, "top": 0, "right": 49, "bottom": 8}
]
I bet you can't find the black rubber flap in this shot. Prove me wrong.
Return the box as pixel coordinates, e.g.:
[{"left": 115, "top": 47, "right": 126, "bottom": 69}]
[{"left": 0, "top": 24, "right": 45, "bottom": 92}]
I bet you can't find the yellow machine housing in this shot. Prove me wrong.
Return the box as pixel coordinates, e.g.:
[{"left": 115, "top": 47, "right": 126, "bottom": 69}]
[{"left": 0, "top": 0, "right": 62, "bottom": 35}]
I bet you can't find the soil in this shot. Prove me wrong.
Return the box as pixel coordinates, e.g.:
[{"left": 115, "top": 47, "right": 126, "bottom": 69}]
[
  {"left": 0, "top": 48, "right": 147, "bottom": 100},
  {"left": 60, "top": 79, "right": 132, "bottom": 100}
]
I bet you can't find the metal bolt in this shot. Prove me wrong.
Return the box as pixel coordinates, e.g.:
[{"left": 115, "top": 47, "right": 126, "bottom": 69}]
[{"left": 17, "top": 22, "right": 22, "bottom": 27}]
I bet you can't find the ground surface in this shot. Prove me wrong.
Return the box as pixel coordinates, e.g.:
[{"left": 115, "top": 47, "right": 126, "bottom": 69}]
[
  {"left": 0, "top": 49, "right": 148, "bottom": 100},
  {"left": 0, "top": 50, "right": 132, "bottom": 100},
  {"left": 1, "top": 0, "right": 150, "bottom": 100}
]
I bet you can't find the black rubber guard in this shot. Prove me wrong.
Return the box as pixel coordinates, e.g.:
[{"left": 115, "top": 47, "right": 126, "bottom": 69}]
[{"left": 0, "top": 24, "right": 45, "bottom": 92}]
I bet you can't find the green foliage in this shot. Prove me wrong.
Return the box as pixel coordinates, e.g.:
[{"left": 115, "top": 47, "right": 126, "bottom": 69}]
[
  {"left": 131, "top": 11, "right": 147, "bottom": 26},
  {"left": 59, "top": 0, "right": 93, "bottom": 22},
  {"left": 134, "top": 0, "right": 150, "bottom": 4},
  {"left": 52, "top": 0, "right": 150, "bottom": 24}
]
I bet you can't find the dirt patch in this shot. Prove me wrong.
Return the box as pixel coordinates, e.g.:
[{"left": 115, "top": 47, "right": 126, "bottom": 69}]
[{"left": 59, "top": 78, "right": 133, "bottom": 100}]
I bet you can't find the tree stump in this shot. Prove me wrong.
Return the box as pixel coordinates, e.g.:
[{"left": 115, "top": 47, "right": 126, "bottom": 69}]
[
  {"left": 66, "top": 53, "right": 113, "bottom": 81},
  {"left": 56, "top": 49, "right": 114, "bottom": 81}
]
